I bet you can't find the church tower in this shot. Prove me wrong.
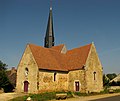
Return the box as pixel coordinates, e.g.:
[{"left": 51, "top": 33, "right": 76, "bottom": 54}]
[{"left": 44, "top": 7, "right": 54, "bottom": 48}]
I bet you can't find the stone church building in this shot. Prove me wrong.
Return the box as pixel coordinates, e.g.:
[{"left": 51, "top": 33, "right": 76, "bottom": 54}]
[{"left": 16, "top": 7, "right": 103, "bottom": 93}]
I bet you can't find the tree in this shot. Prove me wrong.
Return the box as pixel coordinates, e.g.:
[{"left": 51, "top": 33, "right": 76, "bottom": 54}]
[
  {"left": 103, "top": 74, "right": 110, "bottom": 86},
  {"left": 106, "top": 73, "right": 117, "bottom": 80},
  {"left": 0, "top": 60, "right": 7, "bottom": 70},
  {"left": 0, "top": 60, "right": 13, "bottom": 92},
  {"left": 109, "top": 81, "right": 120, "bottom": 86},
  {"left": 0, "top": 70, "right": 10, "bottom": 88}
]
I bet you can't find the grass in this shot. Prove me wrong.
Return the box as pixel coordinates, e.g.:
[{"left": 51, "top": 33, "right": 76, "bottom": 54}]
[
  {"left": 29, "top": 92, "right": 56, "bottom": 101},
  {"left": 66, "top": 91, "right": 73, "bottom": 98},
  {"left": 9, "top": 91, "right": 73, "bottom": 101},
  {"left": 9, "top": 96, "right": 28, "bottom": 101},
  {"left": 9, "top": 92, "right": 56, "bottom": 101},
  {"left": 112, "top": 89, "right": 120, "bottom": 93},
  {"left": 9, "top": 89, "right": 120, "bottom": 101}
]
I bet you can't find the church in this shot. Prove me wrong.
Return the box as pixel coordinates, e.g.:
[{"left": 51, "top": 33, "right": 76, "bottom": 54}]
[{"left": 16, "top": 7, "right": 103, "bottom": 93}]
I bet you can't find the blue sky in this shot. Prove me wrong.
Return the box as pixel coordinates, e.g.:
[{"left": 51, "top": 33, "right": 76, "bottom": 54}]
[{"left": 0, "top": 0, "right": 120, "bottom": 74}]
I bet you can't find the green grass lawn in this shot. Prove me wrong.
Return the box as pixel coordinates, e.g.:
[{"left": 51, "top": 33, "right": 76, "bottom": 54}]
[
  {"left": 9, "top": 92, "right": 56, "bottom": 101},
  {"left": 9, "top": 91, "right": 73, "bottom": 101},
  {"left": 9, "top": 89, "right": 120, "bottom": 101}
]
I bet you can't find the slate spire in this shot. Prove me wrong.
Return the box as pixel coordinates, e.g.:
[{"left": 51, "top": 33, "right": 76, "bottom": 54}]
[{"left": 44, "top": 6, "right": 54, "bottom": 48}]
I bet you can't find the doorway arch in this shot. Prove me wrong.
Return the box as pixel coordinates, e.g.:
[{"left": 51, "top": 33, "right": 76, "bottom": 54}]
[{"left": 24, "top": 81, "right": 29, "bottom": 92}]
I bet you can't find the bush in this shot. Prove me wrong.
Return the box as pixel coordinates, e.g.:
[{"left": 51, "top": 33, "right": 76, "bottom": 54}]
[
  {"left": 74, "top": 92, "right": 89, "bottom": 96},
  {"left": 67, "top": 91, "right": 73, "bottom": 98},
  {"left": 100, "top": 88, "right": 109, "bottom": 94},
  {"left": 109, "top": 81, "right": 120, "bottom": 86},
  {"left": 114, "top": 89, "right": 120, "bottom": 93},
  {"left": 0, "top": 70, "right": 14, "bottom": 92}
]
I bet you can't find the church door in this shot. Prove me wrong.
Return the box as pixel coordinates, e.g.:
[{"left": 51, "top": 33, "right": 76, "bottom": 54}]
[
  {"left": 75, "top": 81, "right": 79, "bottom": 91},
  {"left": 24, "top": 81, "right": 29, "bottom": 92}
]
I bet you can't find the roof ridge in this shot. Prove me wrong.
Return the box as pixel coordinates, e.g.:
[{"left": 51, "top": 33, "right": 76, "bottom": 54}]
[
  {"left": 29, "top": 43, "right": 53, "bottom": 51},
  {"left": 51, "top": 44, "right": 65, "bottom": 53},
  {"left": 68, "top": 43, "right": 92, "bottom": 52}
]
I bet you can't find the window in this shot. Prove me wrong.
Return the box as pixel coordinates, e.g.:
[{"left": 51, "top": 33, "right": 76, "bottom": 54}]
[
  {"left": 93, "top": 72, "right": 96, "bottom": 80},
  {"left": 54, "top": 72, "right": 57, "bottom": 81},
  {"left": 25, "top": 68, "right": 29, "bottom": 76},
  {"left": 75, "top": 81, "right": 79, "bottom": 91}
]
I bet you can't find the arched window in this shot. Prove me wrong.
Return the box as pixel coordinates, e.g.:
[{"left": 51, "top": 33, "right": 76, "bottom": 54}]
[
  {"left": 93, "top": 72, "right": 96, "bottom": 80},
  {"left": 25, "top": 67, "right": 29, "bottom": 76},
  {"left": 75, "top": 81, "right": 80, "bottom": 91},
  {"left": 54, "top": 72, "right": 57, "bottom": 81}
]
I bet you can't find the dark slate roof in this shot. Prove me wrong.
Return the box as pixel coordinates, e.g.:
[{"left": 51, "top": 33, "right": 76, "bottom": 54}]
[
  {"left": 44, "top": 7, "right": 54, "bottom": 48},
  {"left": 45, "top": 7, "right": 54, "bottom": 38}
]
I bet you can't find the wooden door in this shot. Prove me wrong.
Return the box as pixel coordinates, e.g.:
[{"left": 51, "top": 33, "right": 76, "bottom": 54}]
[
  {"left": 24, "top": 81, "right": 29, "bottom": 92},
  {"left": 75, "top": 81, "right": 79, "bottom": 91}
]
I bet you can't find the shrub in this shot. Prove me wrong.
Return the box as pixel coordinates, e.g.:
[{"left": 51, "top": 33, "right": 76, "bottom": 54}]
[
  {"left": 67, "top": 91, "right": 73, "bottom": 98},
  {"left": 74, "top": 92, "right": 89, "bottom": 96}
]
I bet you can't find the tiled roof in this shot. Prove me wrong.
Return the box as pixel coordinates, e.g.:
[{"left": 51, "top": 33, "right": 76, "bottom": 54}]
[
  {"left": 29, "top": 43, "right": 92, "bottom": 71},
  {"left": 66, "top": 44, "right": 92, "bottom": 70},
  {"left": 51, "top": 44, "right": 64, "bottom": 52},
  {"left": 29, "top": 44, "right": 68, "bottom": 71}
]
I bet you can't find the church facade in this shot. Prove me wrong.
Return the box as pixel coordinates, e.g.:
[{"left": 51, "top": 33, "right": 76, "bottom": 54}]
[{"left": 16, "top": 7, "right": 103, "bottom": 93}]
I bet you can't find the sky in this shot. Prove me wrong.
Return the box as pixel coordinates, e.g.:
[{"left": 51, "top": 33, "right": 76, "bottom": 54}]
[{"left": 0, "top": 0, "right": 120, "bottom": 74}]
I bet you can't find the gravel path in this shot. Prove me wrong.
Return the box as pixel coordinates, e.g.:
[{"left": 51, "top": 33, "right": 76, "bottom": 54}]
[
  {"left": 0, "top": 93, "right": 27, "bottom": 101},
  {"left": 51, "top": 93, "right": 120, "bottom": 101}
]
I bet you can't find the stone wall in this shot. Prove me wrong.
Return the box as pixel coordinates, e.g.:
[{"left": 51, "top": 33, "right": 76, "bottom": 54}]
[
  {"left": 16, "top": 45, "right": 38, "bottom": 93},
  {"left": 85, "top": 44, "right": 103, "bottom": 93},
  {"left": 38, "top": 70, "right": 68, "bottom": 93},
  {"left": 16, "top": 43, "right": 103, "bottom": 94},
  {"left": 109, "top": 86, "right": 120, "bottom": 90},
  {"left": 68, "top": 70, "right": 86, "bottom": 93}
]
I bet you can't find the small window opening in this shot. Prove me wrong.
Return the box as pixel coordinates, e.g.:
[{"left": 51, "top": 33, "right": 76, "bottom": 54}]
[
  {"left": 25, "top": 68, "right": 29, "bottom": 76},
  {"left": 54, "top": 72, "right": 57, "bottom": 81},
  {"left": 93, "top": 72, "right": 96, "bottom": 80}
]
